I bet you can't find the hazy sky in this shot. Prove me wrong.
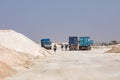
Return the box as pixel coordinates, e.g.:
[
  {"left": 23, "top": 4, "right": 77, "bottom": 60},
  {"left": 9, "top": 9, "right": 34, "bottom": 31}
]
[{"left": 0, "top": 0, "right": 120, "bottom": 42}]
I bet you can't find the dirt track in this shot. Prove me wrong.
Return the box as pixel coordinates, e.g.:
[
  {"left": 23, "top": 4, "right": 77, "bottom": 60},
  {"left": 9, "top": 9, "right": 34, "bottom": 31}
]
[{"left": 7, "top": 48, "right": 120, "bottom": 80}]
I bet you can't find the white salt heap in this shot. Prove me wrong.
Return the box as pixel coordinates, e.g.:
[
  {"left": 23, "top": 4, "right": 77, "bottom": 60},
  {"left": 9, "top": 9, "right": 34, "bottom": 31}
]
[
  {"left": 0, "top": 30, "right": 51, "bottom": 79},
  {"left": 0, "top": 30, "right": 50, "bottom": 57},
  {"left": 0, "top": 61, "right": 15, "bottom": 79},
  {"left": 0, "top": 44, "right": 31, "bottom": 66},
  {"left": 0, "top": 44, "right": 31, "bottom": 79}
]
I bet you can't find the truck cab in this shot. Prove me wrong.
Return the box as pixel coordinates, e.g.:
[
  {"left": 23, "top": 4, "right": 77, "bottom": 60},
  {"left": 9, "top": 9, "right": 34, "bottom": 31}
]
[
  {"left": 41, "top": 38, "right": 52, "bottom": 49},
  {"left": 79, "top": 37, "right": 93, "bottom": 50},
  {"left": 69, "top": 36, "right": 78, "bottom": 50}
]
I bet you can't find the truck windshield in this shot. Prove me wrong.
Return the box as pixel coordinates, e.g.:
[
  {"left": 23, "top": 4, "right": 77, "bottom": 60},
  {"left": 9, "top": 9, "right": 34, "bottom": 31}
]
[{"left": 45, "top": 42, "right": 51, "bottom": 45}]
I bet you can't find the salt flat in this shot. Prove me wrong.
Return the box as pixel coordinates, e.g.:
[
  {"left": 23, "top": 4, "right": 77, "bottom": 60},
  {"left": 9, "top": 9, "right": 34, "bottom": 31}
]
[{"left": 6, "top": 48, "right": 120, "bottom": 80}]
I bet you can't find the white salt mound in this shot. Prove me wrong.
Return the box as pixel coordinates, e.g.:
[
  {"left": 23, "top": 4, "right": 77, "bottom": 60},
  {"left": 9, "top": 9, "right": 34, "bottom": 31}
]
[
  {"left": 106, "top": 44, "right": 120, "bottom": 53},
  {"left": 0, "top": 44, "right": 31, "bottom": 66},
  {"left": 0, "top": 61, "right": 15, "bottom": 79},
  {"left": 0, "top": 44, "right": 33, "bottom": 79},
  {"left": 0, "top": 30, "right": 50, "bottom": 57}
]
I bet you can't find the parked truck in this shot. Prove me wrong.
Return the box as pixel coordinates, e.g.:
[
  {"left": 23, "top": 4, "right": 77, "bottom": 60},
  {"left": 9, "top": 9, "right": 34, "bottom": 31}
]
[
  {"left": 79, "top": 37, "right": 93, "bottom": 50},
  {"left": 41, "top": 38, "right": 52, "bottom": 49},
  {"left": 69, "top": 36, "right": 78, "bottom": 50}
]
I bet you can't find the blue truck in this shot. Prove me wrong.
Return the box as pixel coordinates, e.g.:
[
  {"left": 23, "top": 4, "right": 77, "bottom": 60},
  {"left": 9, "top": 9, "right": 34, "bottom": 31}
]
[
  {"left": 69, "top": 36, "right": 78, "bottom": 50},
  {"left": 79, "top": 37, "right": 93, "bottom": 50},
  {"left": 41, "top": 38, "right": 52, "bottom": 49}
]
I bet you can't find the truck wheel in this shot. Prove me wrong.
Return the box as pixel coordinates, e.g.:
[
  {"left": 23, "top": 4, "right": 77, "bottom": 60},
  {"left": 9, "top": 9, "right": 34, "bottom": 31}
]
[
  {"left": 87, "top": 46, "right": 91, "bottom": 50},
  {"left": 79, "top": 46, "right": 81, "bottom": 50}
]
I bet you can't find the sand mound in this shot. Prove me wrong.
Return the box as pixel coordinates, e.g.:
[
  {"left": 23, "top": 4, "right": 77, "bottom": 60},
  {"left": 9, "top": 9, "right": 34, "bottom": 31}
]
[
  {"left": 0, "top": 61, "right": 15, "bottom": 79},
  {"left": 0, "top": 30, "right": 50, "bottom": 57},
  {"left": 106, "top": 44, "right": 120, "bottom": 53}
]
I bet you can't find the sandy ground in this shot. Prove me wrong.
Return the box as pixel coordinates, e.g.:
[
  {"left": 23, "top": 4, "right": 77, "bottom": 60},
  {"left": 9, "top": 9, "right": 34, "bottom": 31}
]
[{"left": 6, "top": 48, "right": 120, "bottom": 80}]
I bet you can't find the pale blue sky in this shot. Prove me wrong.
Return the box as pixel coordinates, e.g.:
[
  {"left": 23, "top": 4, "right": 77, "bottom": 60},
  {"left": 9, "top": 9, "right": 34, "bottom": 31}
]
[{"left": 0, "top": 0, "right": 120, "bottom": 42}]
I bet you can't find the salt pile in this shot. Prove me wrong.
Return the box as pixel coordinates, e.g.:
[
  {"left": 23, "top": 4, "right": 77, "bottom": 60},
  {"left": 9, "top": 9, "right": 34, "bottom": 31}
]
[
  {"left": 0, "top": 30, "right": 51, "bottom": 79},
  {"left": 0, "top": 44, "right": 31, "bottom": 66},
  {"left": 0, "top": 30, "right": 50, "bottom": 57},
  {"left": 0, "top": 44, "right": 32, "bottom": 79},
  {"left": 0, "top": 61, "right": 15, "bottom": 79},
  {"left": 106, "top": 44, "right": 120, "bottom": 53}
]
